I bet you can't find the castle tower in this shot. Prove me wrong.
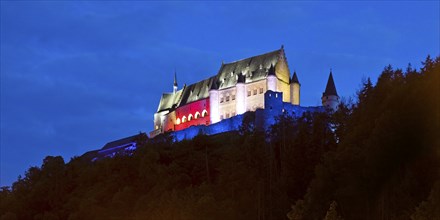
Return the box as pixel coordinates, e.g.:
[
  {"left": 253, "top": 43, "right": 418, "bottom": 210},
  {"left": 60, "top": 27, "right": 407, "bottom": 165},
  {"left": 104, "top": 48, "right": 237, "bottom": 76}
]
[
  {"left": 209, "top": 81, "right": 220, "bottom": 124},
  {"left": 236, "top": 73, "right": 246, "bottom": 115},
  {"left": 321, "top": 69, "right": 339, "bottom": 111},
  {"left": 267, "top": 64, "right": 277, "bottom": 92},
  {"left": 173, "top": 71, "right": 178, "bottom": 93},
  {"left": 290, "top": 70, "right": 300, "bottom": 105}
]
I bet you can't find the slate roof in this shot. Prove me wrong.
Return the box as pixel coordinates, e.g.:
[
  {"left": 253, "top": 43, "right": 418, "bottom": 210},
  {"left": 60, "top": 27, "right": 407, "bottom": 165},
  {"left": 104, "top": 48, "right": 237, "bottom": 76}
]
[
  {"left": 81, "top": 133, "right": 146, "bottom": 161},
  {"left": 157, "top": 89, "right": 184, "bottom": 112},
  {"left": 323, "top": 71, "right": 338, "bottom": 96},
  {"left": 102, "top": 134, "right": 141, "bottom": 150},
  {"left": 179, "top": 76, "right": 216, "bottom": 106},
  {"left": 215, "top": 49, "right": 281, "bottom": 90},
  {"left": 157, "top": 77, "right": 216, "bottom": 113}
]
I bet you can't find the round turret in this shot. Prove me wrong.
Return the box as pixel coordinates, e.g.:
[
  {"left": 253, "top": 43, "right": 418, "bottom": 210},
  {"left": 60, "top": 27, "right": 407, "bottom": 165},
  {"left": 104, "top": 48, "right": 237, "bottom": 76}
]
[
  {"left": 209, "top": 80, "right": 220, "bottom": 123},
  {"left": 322, "top": 70, "right": 339, "bottom": 111},
  {"left": 290, "top": 70, "right": 300, "bottom": 105},
  {"left": 267, "top": 64, "right": 277, "bottom": 92}
]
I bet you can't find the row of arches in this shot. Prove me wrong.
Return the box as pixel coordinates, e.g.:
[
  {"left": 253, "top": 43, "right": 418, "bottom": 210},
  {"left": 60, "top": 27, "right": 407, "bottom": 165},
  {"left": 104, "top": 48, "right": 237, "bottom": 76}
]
[{"left": 176, "top": 109, "right": 208, "bottom": 125}]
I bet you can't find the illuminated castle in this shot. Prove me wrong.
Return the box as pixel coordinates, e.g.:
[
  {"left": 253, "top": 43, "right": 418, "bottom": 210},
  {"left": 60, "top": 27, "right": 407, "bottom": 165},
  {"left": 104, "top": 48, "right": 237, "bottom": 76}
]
[{"left": 150, "top": 46, "right": 339, "bottom": 138}]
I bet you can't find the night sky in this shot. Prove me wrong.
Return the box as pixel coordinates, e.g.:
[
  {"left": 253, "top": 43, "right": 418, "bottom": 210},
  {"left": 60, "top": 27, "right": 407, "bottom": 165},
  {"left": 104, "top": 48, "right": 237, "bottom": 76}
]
[{"left": 1, "top": 1, "right": 439, "bottom": 186}]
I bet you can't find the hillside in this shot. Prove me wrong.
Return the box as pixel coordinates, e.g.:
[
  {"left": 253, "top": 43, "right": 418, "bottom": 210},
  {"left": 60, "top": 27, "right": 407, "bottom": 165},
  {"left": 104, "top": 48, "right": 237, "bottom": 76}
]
[{"left": 1, "top": 56, "right": 439, "bottom": 220}]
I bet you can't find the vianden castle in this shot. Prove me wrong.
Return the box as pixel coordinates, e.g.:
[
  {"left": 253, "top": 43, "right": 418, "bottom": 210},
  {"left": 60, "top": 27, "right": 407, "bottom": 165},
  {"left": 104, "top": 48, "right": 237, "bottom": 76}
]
[
  {"left": 150, "top": 46, "right": 339, "bottom": 138},
  {"left": 84, "top": 46, "right": 339, "bottom": 160}
]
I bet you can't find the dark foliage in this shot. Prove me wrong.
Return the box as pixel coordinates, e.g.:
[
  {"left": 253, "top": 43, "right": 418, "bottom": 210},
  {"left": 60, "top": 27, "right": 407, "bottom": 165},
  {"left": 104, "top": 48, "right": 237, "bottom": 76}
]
[{"left": 288, "top": 56, "right": 440, "bottom": 220}]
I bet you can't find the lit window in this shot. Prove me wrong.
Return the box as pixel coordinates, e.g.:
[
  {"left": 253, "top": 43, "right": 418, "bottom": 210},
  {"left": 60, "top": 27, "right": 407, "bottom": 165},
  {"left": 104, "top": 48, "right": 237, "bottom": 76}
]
[
  {"left": 259, "top": 88, "right": 263, "bottom": 94},
  {"left": 226, "top": 96, "right": 230, "bottom": 102},
  {"left": 176, "top": 118, "right": 181, "bottom": 125},
  {"left": 232, "top": 94, "right": 235, "bottom": 100},
  {"left": 202, "top": 109, "right": 208, "bottom": 117},
  {"left": 247, "top": 90, "right": 251, "bottom": 96},
  {"left": 155, "top": 125, "right": 159, "bottom": 129},
  {"left": 253, "top": 89, "right": 257, "bottom": 95}
]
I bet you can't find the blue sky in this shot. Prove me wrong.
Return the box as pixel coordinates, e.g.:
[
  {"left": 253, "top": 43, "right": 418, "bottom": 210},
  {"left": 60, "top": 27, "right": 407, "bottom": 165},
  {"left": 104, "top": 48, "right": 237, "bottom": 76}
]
[{"left": 1, "top": 1, "right": 439, "bottom": 186}]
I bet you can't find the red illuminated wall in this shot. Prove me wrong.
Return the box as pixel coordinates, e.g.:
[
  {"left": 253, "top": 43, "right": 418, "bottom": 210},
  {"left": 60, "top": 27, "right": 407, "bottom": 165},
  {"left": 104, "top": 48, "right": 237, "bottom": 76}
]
[{"left": 174, "top": 98, "right": 210, "bottom": 131}]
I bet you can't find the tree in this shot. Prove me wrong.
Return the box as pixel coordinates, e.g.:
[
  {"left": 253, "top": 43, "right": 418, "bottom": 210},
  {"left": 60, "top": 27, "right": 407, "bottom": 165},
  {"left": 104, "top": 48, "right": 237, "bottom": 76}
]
[
  {"left": 323, "top": 201, "right": 343, "bottom": 220},
  {"left": 287, "top": 200, "right": 305, "bottom": 220},
  {"left": 238, "top": 111, "right": 256, "bottom": 137}
]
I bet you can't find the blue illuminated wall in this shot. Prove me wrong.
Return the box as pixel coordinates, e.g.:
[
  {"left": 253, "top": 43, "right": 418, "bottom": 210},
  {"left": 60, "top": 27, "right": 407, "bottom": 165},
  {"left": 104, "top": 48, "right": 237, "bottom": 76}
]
[
  {"left": 87, "top": 90, "right": 324, "bottom": 160},
  {"left": 171, "top": 90, "right": 323, "bottom": 142}
]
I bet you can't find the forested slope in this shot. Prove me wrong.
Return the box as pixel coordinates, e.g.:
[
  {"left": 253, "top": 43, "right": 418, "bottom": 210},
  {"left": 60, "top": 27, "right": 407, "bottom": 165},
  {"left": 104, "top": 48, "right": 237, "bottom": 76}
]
[{"left": 1, "top": 57, "right": 439, "bottom": 220}]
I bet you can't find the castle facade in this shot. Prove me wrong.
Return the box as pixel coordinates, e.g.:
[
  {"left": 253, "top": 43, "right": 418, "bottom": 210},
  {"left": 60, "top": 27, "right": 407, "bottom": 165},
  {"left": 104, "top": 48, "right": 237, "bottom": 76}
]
[{"left": 150, "top": 46, "right": 339, "bottom": 138}]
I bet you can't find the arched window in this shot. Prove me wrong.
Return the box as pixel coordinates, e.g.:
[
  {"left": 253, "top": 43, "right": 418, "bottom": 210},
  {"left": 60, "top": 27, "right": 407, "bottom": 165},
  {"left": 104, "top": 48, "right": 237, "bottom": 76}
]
[
  {"left": 182, "top": 116, "right": 187, "bottom": 123},
  {"left": 202, "top": 109, "right": 208, "bottom": 117},
  {"left": 188, "top": 114, "right": 193, "bottom": 121},
  {"left": 176, "top": 118, "right": 181, "bottom": 125},
  {"left": 195, "top": 112, "right": 200, "bottom": 119}
]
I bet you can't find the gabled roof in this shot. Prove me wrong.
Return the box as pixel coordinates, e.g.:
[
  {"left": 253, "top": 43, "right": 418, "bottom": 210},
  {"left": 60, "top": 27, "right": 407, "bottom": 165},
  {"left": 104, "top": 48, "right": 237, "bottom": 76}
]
[
  {"left": 178, "top": 76, "right": 216, "bottom": 106},
  {"left": 157, "top": 89, "right": 183, "bottom": 112},
  {"left": 323, "top": 71, "right": 338, "bottom": 96},
  {"left": 157, "top": 76, "right": 216, "bottom": 113},
  {"left": 215, "top": 49, "right": 282, "bottom": 89}
]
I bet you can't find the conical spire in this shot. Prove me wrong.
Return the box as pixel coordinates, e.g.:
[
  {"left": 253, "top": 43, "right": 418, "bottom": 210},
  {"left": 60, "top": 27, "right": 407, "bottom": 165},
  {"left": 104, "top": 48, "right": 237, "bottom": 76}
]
[
  {"left": 291, "top": 70, "right": 300, "bottom": 84},
  {"left": 173, "top": 71, "right": 178, "bottom": 87},
  {"left": 173, "top": 70, "right": 178, "bottom": 93},
  {"left": 323, "top": 69, "right": 338, "bottom": 96}
]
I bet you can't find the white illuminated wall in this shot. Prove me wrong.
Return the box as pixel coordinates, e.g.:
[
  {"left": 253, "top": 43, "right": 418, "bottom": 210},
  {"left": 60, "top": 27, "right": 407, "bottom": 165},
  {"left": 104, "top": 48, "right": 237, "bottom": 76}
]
[{"left": 209, "top": 89, "right": 220, "bottom": 123}]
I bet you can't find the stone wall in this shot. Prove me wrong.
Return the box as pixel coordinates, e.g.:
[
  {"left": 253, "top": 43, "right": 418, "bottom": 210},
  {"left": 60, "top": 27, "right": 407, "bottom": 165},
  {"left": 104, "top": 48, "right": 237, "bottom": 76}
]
[{"left": 170, "top": 90, "right": 324, "bottom": 142}]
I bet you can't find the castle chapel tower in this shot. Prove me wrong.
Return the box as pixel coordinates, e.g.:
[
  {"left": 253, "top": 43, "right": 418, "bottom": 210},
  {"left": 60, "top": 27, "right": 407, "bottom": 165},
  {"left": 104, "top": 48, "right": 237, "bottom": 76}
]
[{"left": 322, "top": 69, "right": 340, "bottom": 111}]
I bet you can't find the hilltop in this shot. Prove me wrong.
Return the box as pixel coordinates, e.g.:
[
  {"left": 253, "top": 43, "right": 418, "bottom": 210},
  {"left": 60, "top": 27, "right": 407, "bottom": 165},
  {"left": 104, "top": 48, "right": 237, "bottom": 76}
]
[{"left": 1, "top": 56, "right": 439, "bottom": 220}]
